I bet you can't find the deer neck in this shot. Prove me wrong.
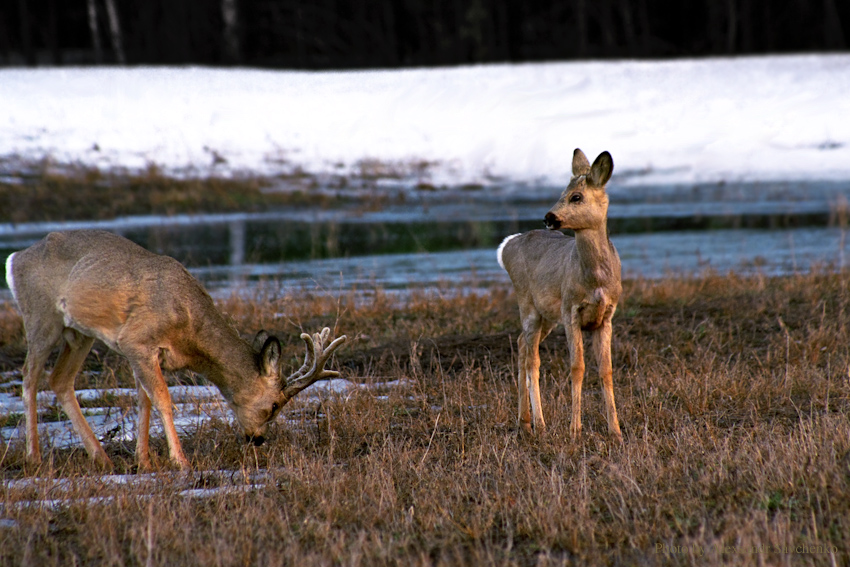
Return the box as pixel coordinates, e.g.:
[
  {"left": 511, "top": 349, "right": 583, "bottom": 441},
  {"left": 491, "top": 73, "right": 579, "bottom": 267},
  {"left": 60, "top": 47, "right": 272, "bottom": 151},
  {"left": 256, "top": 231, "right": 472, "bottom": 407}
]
[
  {"left": 185, "top": 313, "right": 257, "bottom": 399},
  {"left": 573, "top": 223, "right": 616, "bottom": 286}
]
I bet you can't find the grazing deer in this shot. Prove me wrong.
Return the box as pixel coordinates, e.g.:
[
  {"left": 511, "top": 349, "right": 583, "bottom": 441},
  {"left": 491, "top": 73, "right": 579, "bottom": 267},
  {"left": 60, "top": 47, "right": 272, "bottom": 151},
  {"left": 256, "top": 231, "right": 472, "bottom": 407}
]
[
  {"left": 497, "top": 149, "right": 623, "bottom": 442},
  {"left": 5, "top": 229, "right": 346, "bottom": 470}
]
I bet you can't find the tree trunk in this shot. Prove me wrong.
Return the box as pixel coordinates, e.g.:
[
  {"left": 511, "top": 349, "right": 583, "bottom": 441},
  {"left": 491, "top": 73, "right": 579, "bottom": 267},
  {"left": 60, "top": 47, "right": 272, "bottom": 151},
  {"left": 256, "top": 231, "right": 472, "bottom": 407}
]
[
  {"left": 636, "top": 0, "right": 651, "bottom": 54},
  {"left": 17, "top": 0, "right": 36, "bottom": 66},
  {"left": 87, "top": 0, "right": 103, "bottom": 63},
  {"left": 725, "top": 0, "right": 738, "bottom": 53},
  {"left": 45, "top": 0, "right": 60, "bottom": 64},
  {"left": 104, "top": 0, "right": 126, "bottom": 64},
  {"left": 221, "top": 0, "right": 240, "bottom": 64},
  {"left": 599, "top": 0, "right": 617, "bottom": 52},
  {"left": 823, "top": 0, "right": 847, "bottom": 49},
  {"left": 381, "top": 0, "right": 398, "bottom": 66},
  {"left": 575, "top": 0, "right": 588, "bottom": 57},
  {"left": 619, "top": 0, "right": 637, "bottom": 55},
  {"left": 295, "top": 0, "right": 305, "bottom": 67}
]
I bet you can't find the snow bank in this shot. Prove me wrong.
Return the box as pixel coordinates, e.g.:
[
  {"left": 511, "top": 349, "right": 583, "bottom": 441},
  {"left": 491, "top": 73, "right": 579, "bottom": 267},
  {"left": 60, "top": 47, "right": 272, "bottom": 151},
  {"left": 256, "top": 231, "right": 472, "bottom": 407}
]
[{"left": 2, "top": 55, "right": 848, "bottom": 186}]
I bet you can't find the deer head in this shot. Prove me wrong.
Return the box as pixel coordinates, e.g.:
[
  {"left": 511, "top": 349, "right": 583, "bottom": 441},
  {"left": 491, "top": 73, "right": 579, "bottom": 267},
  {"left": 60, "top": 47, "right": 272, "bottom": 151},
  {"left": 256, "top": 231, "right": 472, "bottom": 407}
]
[
  {"left": 544, "top": 149, "right": 613, "bottom": 231},
  {"left": 233, "top": 327, "right": 347, "bottom": 445}
]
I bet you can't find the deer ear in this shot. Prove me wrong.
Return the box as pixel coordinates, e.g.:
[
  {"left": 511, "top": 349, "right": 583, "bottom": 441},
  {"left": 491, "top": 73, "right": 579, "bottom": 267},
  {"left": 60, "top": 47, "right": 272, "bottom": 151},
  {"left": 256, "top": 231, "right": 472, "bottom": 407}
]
[
  {"left": 259, "top": 336, "right": 281, "bottom": 377},
  {"left": 572, "top": 148, "right": 591, "bottom": 176},
  {"left": 588, "top": 151, "right": 613, "bottom": 187},
  {"left": 253, "top": 330, "right": 271, "bottom": 353}
]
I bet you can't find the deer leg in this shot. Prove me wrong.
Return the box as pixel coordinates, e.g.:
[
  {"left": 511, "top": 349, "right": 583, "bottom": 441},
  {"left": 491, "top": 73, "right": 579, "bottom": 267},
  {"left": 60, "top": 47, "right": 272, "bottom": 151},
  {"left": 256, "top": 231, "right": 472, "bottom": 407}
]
[
  {"left": 47, "top": 331, "right": 111, "bottom": 468},
  {"left": 565, "top": 311, "right": 585, "bottom": 441},
  {"left": 130, "top": 357, "right": 191, "bottom": 471},
  {"left": 518, "top": 311, "right": 551, "bottom": 434},
  {"left": 530, "top": 319, "right": 557, "bottom": 434},
  {"left": 20, "top": 317, "right": 66, "bottom": 466},
  {"left": 22, "top": 349, "right": 50, "bottom": 466},
  {"left": 593, "top": 318, "right": 623, "bottom": 443},
  {"left": 516, "top": 332, "right": 533, "bottom": 434},
  {"left": 135, "top": 380, "right": 153, "bottom": 471}
]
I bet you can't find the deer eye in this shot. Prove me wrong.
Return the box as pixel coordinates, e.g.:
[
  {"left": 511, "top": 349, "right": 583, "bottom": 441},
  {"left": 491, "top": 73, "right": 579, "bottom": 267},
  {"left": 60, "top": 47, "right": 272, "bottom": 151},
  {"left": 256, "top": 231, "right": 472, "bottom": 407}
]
[
  {"left": 569, "top": 193, "right": 583, "bottom": 203},
  {"left": 271, "top": 402, "right": 280, "bottom": 414}
]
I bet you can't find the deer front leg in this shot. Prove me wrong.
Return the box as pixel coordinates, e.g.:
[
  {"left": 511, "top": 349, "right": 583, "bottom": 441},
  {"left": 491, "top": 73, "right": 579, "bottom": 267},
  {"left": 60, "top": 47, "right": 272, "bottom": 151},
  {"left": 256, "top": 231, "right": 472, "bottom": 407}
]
[
  {"left": 566, "top": 309, "right": 585, "bottom": 441},
  {"left": 592, "top": 317, "right": 623, "bottom": 443},
  {"left": 130, "top": 356, "right": 191, "bottom": 471}
]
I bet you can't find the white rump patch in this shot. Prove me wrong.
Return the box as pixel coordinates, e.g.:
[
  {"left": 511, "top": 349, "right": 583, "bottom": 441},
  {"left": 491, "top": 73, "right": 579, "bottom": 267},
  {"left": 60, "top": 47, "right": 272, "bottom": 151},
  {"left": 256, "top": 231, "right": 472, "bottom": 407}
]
[
  {"left": 5, "top": 252, "right": 16, "bottom": 303},
  {"left": 496, "top": 234, "right": 521, "bottom": 271}
]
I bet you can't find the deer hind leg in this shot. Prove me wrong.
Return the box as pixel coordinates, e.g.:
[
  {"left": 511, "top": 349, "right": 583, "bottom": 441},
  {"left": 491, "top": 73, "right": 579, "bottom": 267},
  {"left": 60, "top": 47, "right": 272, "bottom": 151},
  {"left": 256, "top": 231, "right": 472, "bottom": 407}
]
[
  {"left": 47, "top": 330, "right": 112, "bottom": 468},
  {"left": 516, "top": 334, "right": 533, "bottom": 434},
  {"left": 517, "top": 310, "right": 554, "bottom": 434},
  {"left": 129, "top": 355, "right": 191, "bottom": 470},
  {"left": 565, "top": 311, "right": 585, "bottom": 441},
  {"left": 20, "top": 316, "right": 69, "bottom": 466},
  {"left": 135, "top": 380, "right": 153, "bottom": 471},
  {"left": 22, "top": 339, "right": 56, "bottom": 466},
  {"left": 530, "top": 318, "right": 557, "bottom": 433},
  {"left": 592, "top": 317, "right": 623, "bottom": 443}
]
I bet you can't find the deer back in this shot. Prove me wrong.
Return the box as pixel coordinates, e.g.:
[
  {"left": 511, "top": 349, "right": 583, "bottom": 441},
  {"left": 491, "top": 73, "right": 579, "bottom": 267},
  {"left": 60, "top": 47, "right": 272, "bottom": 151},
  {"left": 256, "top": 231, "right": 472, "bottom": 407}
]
[
  {"left": 499, "top": 230, "right": 579, "bottom": 319},
  {"left": 13, "top": 231, "right": 214, "bottom": 354}
]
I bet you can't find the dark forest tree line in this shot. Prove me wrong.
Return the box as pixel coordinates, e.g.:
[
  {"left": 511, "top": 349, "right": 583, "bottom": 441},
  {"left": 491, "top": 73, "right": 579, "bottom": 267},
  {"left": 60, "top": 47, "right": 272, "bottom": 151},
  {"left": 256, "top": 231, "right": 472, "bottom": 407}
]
[{"left": 1, "top": 0, "right": 847, "bottom": 68}]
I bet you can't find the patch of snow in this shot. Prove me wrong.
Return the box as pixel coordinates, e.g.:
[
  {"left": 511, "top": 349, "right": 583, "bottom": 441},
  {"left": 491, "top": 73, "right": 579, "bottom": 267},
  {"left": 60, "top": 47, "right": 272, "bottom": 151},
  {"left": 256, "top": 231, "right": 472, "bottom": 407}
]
[
  {"left": 0, "top": 380, "right": 415, "bottom": 451},
  {"left": 1, "top": 468, "right": 274, "bottom": 515},
  {"left": 0, "top": 485, "right": 266, "bottom": 513}
]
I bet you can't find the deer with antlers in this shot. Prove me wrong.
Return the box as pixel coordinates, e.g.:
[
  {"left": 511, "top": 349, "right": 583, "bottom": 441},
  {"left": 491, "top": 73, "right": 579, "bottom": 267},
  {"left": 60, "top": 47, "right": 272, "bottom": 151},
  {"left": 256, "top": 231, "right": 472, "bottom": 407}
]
[
  {"left": 5, "top": 229, "right": 346, "bottom": 470},
  {"left": 497, "top": 149, "right": 623, "bottom": 442}
]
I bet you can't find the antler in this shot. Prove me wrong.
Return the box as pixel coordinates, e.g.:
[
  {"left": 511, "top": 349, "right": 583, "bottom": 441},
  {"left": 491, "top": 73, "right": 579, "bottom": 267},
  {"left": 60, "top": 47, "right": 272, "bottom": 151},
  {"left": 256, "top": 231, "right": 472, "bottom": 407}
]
[{"left": 281, "top": 327, "right": 347, "bottom": 403}]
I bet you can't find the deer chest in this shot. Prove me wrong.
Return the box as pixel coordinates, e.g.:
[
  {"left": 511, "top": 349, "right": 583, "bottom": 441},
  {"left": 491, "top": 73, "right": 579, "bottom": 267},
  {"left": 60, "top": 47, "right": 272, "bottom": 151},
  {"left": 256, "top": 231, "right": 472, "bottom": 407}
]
[{"left": 576, "top": 288, "right": 615, "bottom": 331}]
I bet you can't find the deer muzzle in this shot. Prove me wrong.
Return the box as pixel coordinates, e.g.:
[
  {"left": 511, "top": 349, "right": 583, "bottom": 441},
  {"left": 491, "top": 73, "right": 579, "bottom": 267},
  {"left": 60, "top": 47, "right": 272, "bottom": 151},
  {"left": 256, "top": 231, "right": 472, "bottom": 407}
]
[
  {"left": 245, "top": 434, "right": 266, "bottom": 446},
  {"left": 544, "top": 212, "right": 561, "bottom": 230}
]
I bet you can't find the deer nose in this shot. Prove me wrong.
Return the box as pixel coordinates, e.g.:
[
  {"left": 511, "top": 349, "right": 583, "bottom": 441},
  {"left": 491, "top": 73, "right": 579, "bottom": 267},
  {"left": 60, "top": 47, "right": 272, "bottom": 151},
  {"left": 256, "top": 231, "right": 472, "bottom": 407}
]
[
  {"left": 245, "top": 434, "right": 266, "bottom": 446},
  {"left": 544, "top": 212, "right": 561, "bottom": 229}
]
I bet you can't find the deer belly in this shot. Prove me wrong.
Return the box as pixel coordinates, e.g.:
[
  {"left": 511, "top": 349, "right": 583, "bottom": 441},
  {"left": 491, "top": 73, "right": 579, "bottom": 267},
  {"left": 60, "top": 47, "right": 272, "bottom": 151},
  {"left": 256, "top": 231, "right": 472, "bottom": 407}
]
[{"left": 57, "top": 295, "right": 124, "bottom": 350}]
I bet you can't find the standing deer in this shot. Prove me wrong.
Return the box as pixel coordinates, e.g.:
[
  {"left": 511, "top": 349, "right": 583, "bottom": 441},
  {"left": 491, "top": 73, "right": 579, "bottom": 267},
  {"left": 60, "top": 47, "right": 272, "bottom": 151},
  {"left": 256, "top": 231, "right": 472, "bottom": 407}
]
[
  {"left": 497, "top": 149, "right": 623, "bottom": 442},
  {"left": 5, "top": 229, "right": 346, "bottom": 470}
]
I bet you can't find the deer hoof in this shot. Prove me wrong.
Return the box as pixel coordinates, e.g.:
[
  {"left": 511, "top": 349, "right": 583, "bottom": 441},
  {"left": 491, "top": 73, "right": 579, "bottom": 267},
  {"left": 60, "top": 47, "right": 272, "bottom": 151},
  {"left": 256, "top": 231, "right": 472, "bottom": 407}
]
[{"left": 92, "top": 453, "right": 114, "bottom": 472}]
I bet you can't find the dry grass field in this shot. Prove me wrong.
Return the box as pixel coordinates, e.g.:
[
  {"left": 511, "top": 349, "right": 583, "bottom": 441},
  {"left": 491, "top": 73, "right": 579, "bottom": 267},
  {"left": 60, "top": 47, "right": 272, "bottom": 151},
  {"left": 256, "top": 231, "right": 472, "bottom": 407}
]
[{"left": 1, "top": 271, "right": 849, "bottom": 566}]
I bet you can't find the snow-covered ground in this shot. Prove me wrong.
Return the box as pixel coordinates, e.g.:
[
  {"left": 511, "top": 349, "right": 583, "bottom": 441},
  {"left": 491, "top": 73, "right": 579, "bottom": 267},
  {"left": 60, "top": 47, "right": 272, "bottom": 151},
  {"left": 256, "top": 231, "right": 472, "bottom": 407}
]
[
  {"left": 0, "top": 372, "right": 413, "bottom": 455},
  {"left": 2, "top": 55, "right": 849, "bottom": 186},
  {"left": 2, "top": 468, "right": 275, "bottom": 515},
  {"left": 0, "top": 372, "right": 415, "bottom": 511}
]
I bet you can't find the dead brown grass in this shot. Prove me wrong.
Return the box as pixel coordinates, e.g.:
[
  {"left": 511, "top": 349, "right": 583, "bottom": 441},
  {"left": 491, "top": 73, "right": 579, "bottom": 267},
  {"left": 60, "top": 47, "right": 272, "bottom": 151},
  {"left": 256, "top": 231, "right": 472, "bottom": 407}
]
[
  {"left": 0, "top": 161, "right": 365, "bottom": 224},
  {"left": 1, "top": 271, "right": 849, "bottom": 566}
]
